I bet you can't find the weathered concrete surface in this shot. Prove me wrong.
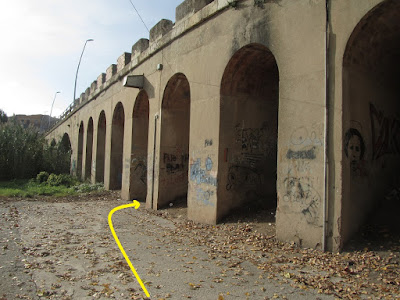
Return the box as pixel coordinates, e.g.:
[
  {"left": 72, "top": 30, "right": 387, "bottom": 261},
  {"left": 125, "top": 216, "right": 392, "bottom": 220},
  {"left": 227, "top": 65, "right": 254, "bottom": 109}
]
[
  {"left": 0, "top": 195, "right": 328, "bottom": 300},
  {"left": 46, "top": 0, "right": 400, "bottom": 252},
  {"left": 1, "top": 194, "right": 399, "bottom": 299}
]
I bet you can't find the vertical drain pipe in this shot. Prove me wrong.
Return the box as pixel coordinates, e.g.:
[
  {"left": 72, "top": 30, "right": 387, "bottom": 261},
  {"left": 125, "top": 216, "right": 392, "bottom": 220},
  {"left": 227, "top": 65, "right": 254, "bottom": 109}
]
[
  {"left": 151, "top": 50, "right": 164, "bottom": 210},
  {"left": 151, "top": 114, "right": 159, "bottom": 210},
  {"left": 323, "top": 0, "right": 331, "bottom": 251}
]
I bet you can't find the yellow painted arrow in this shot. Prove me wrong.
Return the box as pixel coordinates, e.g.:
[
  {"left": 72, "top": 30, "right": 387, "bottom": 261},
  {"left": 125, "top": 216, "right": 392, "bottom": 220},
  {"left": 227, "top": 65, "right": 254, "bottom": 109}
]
[{"left": 108, "top": 200, "right": 150, "bottom": 298}]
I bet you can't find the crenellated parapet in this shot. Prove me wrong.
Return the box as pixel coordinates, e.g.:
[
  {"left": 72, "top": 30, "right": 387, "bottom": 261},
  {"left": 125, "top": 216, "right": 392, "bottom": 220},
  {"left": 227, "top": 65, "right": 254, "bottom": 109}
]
[
  {"left": 131, "top": 38, "right": 149, "bottom": 58},
  {"left": 117, "top": 52, "right": 132, "bottom": 72},
  {"left": 149, "top": 19, "right": 174, "bottom": 42},
  {"left": 106, "top": 64, "right": 117, "bottom": 82},
  {"left": 97, "top": 73, "right": 106, "bottom": 89},
  {"left": 54, "top": 0, "right": 227, "bottom": 128},
  {"left": 176, "top": 0, "right": 214, "bottom": 22}
]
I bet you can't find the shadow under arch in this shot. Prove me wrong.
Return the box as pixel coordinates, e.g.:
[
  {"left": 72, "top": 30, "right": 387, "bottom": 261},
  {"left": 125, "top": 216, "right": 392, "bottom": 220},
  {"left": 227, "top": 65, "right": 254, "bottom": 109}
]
[
  {"left": 341, "top": 0, "right": 400, "bottom": 250},
  {"left": 110, "top": 102, "right": 125, "bottom": 190},
  {"left": 96, "top": 111, "right": 107, "bottom": 183},
  {"left": 77, "top": 121, "right": 84, "bottom": 178},
  {"left": 130, "top": 90, "right": 150, "bottom": 201},
  {"left": 61, "top": 132, "right": 72, "bottom": 173},
  {"left": 157, "top": 73, "right": 191, "bottom": 209},
  {"left": 85, "top": 117, "right": 94, "bottom": 180},
  {"left": 218, "top": 43, "right": 279, "bottom": 223}
]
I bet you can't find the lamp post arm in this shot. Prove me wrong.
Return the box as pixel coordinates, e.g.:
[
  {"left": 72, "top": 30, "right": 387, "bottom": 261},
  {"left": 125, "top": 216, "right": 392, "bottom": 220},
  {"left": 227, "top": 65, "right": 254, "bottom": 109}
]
[
  {"left": 73, "top": 39, "right": 93, "bottom": 103},
  {"left": 49, "top": 91, "right": 60, "bottom": 129}
]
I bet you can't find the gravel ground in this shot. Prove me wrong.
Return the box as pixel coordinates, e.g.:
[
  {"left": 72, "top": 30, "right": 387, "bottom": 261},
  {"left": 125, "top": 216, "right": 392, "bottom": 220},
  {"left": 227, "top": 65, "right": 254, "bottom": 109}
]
[{"left": 0, "top": 192, "right": 398, "bottom": 300}]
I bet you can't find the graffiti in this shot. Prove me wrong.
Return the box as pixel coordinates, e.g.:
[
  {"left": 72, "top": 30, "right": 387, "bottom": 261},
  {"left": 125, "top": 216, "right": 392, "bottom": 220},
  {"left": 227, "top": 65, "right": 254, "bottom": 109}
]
[
  {"left": 290, "top": 125, "right": 323, "bottom": 146},
  {"left": 231, "top": 153, "right": 265, "bottom": 168},
  {"left": 234, "top": 123, "right": 276, "bottom": 157},
  {"left": 190, "top": 158, "right": 217, "bottom": 186},
  {"left": 72, "top": 159, "right": 76, "bottom": 172},
  {"left": 286, "top": 147, "right": 316, "bottom": 160},
  {"left": 287, "top": 160, "right": 311, "bottom": 174},
  {"left": 163, "top": 153, "right": 175, "bottom": 163},
  {"left": 205, "top": 139, "right": 213, "bottom": 147},
  {"left": 302, "top": 198, "right": 319, "bottom": 225},
  {"left": 205, "top": 157, "right": 213, "bottom": 171},
  {"left": 226, "top": 165, "right": 261, "bottom": 191},
  {"left": 163, "top": 152, "right": 189, "bottom": 174},
  {"left": 370, "top": 103, "right": 400, "bottom": 160},
  {"left": 133, "top": 161, "right": 147, "bottom": 185},
  {"left": 344, "top": 128, "right": 367, "bottom": 176},
  {"left": 166, "top": 163, "right": 184, "bottom": 173},
  {"left": 283, "top": 177, "right": 320, "bottom": 225},
  {"left": 195, "top": 188, "right": 215, "bottom": 206}
]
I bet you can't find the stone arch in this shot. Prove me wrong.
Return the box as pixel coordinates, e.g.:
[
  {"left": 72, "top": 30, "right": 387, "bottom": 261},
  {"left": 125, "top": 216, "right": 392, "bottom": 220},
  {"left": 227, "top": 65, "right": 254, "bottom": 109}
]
[
  {"left": 85, "top": 117, "right": 94, "bottom": 180},
  {"left": 96, "top": 111, "right": 106, "bottom": 183},
  {"left": 342, "top": 0, "right": 400, "bottom": 246},
  {"left": 61, "top": 133, "right": 72, "bottom": 173},
  {"left": 110, "top": 102, "right": 125, "bottom": 190},
  {"left": 77, "top": 121, "right": 84, "bottom": 178},
  {"left": 130, "top": 90, "right": 149, "bottom": 201},
  {"left": 218, "top": 43, "right": 279, "bottom": 220},
  {"left": 61, "top": 133, "right": 71, "bottom": 152},
  {"left": 158, "top": 73, "right": 191, "bottom": 208}
]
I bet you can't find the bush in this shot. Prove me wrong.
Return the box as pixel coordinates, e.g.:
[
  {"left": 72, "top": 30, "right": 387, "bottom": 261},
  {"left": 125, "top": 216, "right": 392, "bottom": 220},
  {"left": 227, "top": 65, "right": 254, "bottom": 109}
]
[
  {"left": 47, "top": 173, "right": 77, "bottom": 187},
  {"left": 36, "top": 171, "right": 50, "bottom": 183},
  {"left": 0, "top": 121, "right": 72, "bottom": 181},
  {"left": 42, "top": 139, "right": 71, "bottom": 175},
  {"left": 73, "top": 182, "right": 104, "bottom": 193},
  {"left": 0, "top": 121, "right": 45, "bottom": 180}
]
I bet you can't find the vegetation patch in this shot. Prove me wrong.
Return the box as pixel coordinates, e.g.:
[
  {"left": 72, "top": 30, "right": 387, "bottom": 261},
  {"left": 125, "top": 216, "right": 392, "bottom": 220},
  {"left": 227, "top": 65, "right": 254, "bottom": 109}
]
[{"left": 0, "top": 174, "right": 104, "bottom": 198}]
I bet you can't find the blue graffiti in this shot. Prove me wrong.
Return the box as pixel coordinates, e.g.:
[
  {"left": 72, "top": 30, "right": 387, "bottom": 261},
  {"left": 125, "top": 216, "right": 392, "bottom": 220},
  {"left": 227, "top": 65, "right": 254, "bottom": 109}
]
[
  {"left": 190, "top": 158, "right": 217, "bottom": 186},
  {"left": 205, "top": 157, "right": 213, "bottom": 171},
  {"left": 195, "top": 188, "right": 215, "bottom": 206}
]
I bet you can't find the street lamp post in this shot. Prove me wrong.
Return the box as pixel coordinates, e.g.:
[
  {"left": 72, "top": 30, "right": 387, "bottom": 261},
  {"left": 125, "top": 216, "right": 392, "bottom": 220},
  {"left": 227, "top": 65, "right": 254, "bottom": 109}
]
[
  {"left": 73, "top": 39, "right": 94, "bottom": 103},
  {"left": 49, "top": 91, "right": 61, "bottom": 129}
]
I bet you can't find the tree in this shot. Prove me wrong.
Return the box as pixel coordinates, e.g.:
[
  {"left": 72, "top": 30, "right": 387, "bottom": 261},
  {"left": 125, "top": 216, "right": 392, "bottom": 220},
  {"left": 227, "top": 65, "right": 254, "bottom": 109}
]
[
  {"left": 0, "top": 120, "right": 72, "bottom": 180},
  {"left": 0, "top": 121, "right": 44, "bottom": 180},
  {"left": 0, "top": 109, "right": 8, "bottom": 123}
]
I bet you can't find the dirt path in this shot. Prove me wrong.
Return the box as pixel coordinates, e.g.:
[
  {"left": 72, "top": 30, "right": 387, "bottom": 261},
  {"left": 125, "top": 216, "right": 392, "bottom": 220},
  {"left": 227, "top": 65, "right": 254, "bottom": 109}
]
[{"left": 0, "top": 193, "right": 398, "bottom": 299}]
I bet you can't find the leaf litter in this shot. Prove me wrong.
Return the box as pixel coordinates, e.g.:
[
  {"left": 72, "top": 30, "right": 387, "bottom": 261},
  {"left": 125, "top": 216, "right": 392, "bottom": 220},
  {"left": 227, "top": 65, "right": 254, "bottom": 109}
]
[{"left": 0, "top": 192, "right": 399, "bottom": 299}]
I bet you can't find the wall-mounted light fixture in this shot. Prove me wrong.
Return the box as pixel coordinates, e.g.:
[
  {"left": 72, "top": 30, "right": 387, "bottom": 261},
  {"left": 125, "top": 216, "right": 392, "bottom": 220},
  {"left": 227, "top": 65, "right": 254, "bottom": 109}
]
[{"left": 123, "top": 75, "right": 144, "bottom": 89}]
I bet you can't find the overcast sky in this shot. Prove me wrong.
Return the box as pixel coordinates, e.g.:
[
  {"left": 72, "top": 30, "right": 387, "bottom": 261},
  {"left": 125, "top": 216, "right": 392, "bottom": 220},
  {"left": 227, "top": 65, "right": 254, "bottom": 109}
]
[{"left": 0, "top": 0, "right": 182, "bottom": 117}]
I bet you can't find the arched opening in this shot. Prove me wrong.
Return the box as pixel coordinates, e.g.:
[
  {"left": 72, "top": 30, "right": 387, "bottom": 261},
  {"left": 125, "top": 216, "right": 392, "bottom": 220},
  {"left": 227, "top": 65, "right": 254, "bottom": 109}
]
[
  {"left": 50, "top": 138, "right": 56, "bottom": 147},
  {"left": 110, "top": 103, "right": 125, "bottom": 190},
  {"left": 158, "top": 73, "right": 191, "bottom": 208},
  {"left": 85, "top": 117, "right": 94, "bottom": 180},
  {"left": 96, "top": 111, "right": 106, "bottom": 183},
  {"left": 130, "top": 91, "right": 149, "bottom": 201},
  {"left": 61, "top": 133, "right": 72, "bottom": 174},
  {"left": 342, "top": 0, "right": 400, "bottom": 248},
  {"left": 218, "top": 43, "right": 279, "bottom": 226},
  {"left": 77, "top": 121, "right": 84, "bottom": 178}
]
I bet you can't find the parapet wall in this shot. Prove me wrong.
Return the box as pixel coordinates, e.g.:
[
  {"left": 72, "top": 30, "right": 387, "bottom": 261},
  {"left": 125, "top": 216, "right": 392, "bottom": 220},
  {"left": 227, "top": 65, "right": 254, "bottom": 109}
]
[{"left": 53, "top": 0, "right": 225, "bottom": 130}]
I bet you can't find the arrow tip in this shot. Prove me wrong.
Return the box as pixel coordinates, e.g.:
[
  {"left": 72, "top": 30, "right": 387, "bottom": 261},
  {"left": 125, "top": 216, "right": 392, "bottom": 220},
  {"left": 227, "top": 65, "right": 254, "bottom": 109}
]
[{"left": 132, "top": 200, "right": 140, "bottom": 210}]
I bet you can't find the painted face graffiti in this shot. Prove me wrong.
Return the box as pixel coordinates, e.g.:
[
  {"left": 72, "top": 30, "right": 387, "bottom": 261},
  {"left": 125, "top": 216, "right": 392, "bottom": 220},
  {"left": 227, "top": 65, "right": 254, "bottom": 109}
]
[
  {"left": 344, "top": 128, "right": 367, "bottom": 176},
  {"left": 348, "top": 135, "right": 361, "bottom": 169}
]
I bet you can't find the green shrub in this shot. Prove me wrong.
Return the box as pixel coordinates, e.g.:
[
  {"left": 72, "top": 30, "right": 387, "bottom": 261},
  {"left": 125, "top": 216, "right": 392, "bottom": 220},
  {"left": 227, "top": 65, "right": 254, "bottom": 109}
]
[
  {"left": 0, "top": 121, "right": 72, "bottom": 181},
  {"left": 0, "top": 121, "right": 45, "bottom": 180},
  {"left": 42, "top": 139, "right": 71, "bottom": 175},
  {"left": 73, "top": 182, "right": 104, "bottom": 193},
  {"left": 36, "top": 171, "right": 49, "bottom": 183},
  {"left": 47, "top": 173, "right": 77, "bottom": 187}
]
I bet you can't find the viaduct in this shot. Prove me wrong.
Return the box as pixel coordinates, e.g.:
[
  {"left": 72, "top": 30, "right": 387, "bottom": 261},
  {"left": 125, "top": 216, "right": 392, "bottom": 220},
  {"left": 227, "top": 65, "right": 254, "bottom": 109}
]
[{"left": 47, "top": 0, "right": 400, "bottom": 252}]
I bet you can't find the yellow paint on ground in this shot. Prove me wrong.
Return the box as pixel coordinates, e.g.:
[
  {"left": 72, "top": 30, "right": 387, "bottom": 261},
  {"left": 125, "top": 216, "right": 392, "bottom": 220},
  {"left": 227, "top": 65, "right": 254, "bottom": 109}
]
[{"left": 108, "top": 200, "right": 150, "bottom": 298}]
